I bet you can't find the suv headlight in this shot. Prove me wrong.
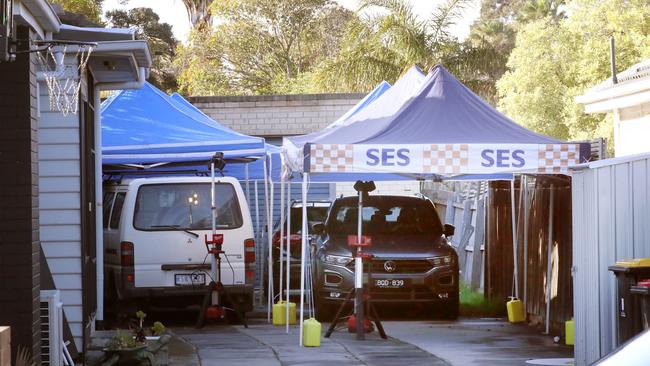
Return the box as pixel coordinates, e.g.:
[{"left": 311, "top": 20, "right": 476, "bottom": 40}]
[
  {"left": 429, "top": 255, "right": 454, "bottom": 266},
  {"left": 323, "top": 254, "right": 353, "bottom": 266}
]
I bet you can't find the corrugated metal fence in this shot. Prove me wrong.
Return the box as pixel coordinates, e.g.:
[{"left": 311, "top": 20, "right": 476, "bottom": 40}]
[{"left": 572, "top": 154, "right": 650, "bottom": 365}]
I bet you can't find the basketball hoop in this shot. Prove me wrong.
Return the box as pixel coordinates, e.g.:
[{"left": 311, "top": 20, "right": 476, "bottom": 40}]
[{"left": 34, "top": 40, "right": 96, "bottom": 116}]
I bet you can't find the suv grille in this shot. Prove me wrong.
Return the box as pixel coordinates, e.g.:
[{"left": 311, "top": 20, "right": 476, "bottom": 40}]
[{"left": 347, "top": 259, "right": 433, "bottom": 274}]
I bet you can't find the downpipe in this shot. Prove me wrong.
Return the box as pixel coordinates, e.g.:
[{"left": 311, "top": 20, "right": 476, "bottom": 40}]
[{"left": 94, "top": 66, "right": 147, "bottom": 325}]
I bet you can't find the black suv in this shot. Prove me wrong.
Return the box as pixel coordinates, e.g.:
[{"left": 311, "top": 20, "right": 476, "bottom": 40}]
[{"left": 312, "top": 195, "right": 459, "bottom": 319}]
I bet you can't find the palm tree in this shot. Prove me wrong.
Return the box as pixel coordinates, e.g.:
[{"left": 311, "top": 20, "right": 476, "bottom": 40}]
[{"left": 314, "top": 0, "right": 476, "bottom": 92}]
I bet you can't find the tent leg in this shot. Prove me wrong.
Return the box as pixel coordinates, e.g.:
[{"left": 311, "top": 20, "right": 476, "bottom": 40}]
[
  {"left": 286, "top": 181, "right": 292, "bottom": 333},
  {"left": 279, "top": 175, "right": 285, "bottom": 304},
  {"left": 263, "top": 159, "right": 272, "bottom": 322},
  {"left": 299, "top": 174, "right": 308, "bottom": 346},
  {"left": 510, "top": 178, "right": 519, "bottom": 299},
  {"left": 544, "top": 184, "right": 555, "bottom": 334},
  {"left": 522, "top": 175, "right": 529, "bottom": 308}
]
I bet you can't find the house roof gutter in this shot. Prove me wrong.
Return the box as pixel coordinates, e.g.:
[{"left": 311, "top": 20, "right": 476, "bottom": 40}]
[
  {"left": 575, "top": 78, "right": 650, "bottom": 113},
  {"left": 20, "top": 0, "right": 61, "bottom": 33}
]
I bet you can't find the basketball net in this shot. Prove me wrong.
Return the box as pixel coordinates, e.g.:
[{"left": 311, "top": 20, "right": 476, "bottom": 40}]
[{"left": 36, "top": 44, "right": 94, "bottom": 116}]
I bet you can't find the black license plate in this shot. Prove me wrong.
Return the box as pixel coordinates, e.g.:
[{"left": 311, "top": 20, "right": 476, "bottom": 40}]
[{"left": 374, "top": 279, "right": 407, "bottom": 288}]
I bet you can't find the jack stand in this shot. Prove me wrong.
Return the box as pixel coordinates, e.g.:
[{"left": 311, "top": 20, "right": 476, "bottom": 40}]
[{"left": 195, "top": 234, "right": 248, "bottom": 329}]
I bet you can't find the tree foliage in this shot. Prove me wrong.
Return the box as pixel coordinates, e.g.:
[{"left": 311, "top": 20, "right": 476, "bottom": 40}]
[
  {"left": 105, "top": 7, "right": 179, "bottom": 92},
  {"left": 314, "top": 0, "right": 471, "bottom": 92},
  {"left": 50, "top": 0, "right": 104, "bottom": 24},
  {"left": 312, "top": 0, "right": 511, "bottom": 103},
  {"left": 497, "top": 0, "right": 650, "bottom": 144},
  {"left": 175, "top": 0, "right": 354, "bottom": 95}
]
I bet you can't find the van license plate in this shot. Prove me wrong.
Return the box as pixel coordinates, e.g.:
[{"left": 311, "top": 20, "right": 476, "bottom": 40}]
[
  {"left": 374, "top": 279, "right": 406, "bottom": 288},
  {"left": 175, "top": 273, "right": 205, "bottom": 286}
]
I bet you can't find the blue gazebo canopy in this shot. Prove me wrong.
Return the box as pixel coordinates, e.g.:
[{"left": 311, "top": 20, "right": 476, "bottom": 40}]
[{"left": 101, "top": 82, "right": 267, "bottom": 166}]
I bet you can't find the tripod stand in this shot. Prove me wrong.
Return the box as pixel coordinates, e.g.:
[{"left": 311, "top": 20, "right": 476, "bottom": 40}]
[
  {"left": 195, "top": 152, "right": 248, "bottom": 329},
  {"left": 324, "top": 181, "right": 386, "bottom": 340},
  {"left": 324, "top": 253, "right": 386, "bottom": 339},
  {"left": 195, "top": 234, "right": 248, "bottom": 328}
]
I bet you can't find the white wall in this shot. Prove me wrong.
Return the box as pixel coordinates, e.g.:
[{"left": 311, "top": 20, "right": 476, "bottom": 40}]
[
  {"left": 572, "top": 153, "right": 650, "bottom": 365},
  {"left": 37, "top": 55, "right": 84, "bottom": 351},
  {"left": 616, "top": 102, "right": 650, "bottom": 157}
]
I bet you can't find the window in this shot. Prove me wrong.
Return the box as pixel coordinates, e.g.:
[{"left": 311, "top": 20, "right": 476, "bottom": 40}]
[
  {"left": 289, "top": 206, "right": 329, "bottom": 233},
  {"left": 133, "top": 183, "right": 243, "bottom": 231},
  {"left": 110, "top": 192, "right": 126, "bottom": 229},
  {"left": 102, "top": 192, "right": 115, "bottom": 228}
]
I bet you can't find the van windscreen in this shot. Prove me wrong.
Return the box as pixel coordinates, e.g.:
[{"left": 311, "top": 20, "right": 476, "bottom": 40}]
[{"left": 134, "top": 183, "right": 243, "bottom": 231}]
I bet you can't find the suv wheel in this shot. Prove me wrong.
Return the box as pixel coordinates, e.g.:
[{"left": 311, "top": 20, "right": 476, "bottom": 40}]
[
  {"left": 440, "top": 289, "right": 459, "bottom": 320},
  {"left": 314, "top": 298, "right": 336, "bottom": 322}
]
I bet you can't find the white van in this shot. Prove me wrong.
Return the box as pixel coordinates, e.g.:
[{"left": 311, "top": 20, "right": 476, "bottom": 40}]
[{"left": 102, "top": 176, "right": 255, "bottom": 316}]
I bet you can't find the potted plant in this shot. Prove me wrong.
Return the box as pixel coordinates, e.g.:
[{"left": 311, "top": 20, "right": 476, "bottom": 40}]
[{"left": 102, "top": 329, "right": 149, "bottom": 365}]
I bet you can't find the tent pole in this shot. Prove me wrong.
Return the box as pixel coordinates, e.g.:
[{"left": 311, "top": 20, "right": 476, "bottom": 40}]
[
  {"left": 522, "top": 175, "right": 529, "bottom": 308},
  {"left": 279, "top": 174, "right": 285, "bottom": 305},
  {"left": 263, "top": 159, "right": 272, "bottom": 321},
  {"left": 545, "top": 184, "right": 555, "bottom": 334},
  {"left": 510, "top": 177, "right": 519, "bottom": 299},
  {"left": 267, "top": 157, "right": 275, "bottom": 321},
  {"left": 299, "top": 173, "right": 308, "bottom": 346},
  {"left": 286, "top": 180, "right": 292, "bottom": 333},
  {"left": 255, "top": 180, "right": 261, "bottom": 305}
]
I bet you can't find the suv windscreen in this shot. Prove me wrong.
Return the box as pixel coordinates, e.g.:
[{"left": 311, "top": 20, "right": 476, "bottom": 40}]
[
  {"left": 328, "top": 198, "right": 442, "bottom": 238},
  {"left": 134, "top": 183, "right": 242, "bottom": 231},
  {"left": 289, "top": 206, "right": 329, "bottom": 233}
]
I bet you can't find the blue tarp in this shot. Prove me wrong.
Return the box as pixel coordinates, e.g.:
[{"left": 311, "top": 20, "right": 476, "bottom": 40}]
[{"left": 101, "top": 82, "right": 267, "bottom": 166}]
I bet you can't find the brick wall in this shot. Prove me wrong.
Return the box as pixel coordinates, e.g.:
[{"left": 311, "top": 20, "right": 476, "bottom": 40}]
[
  {"left": 189, "top": 93, "right": 365, "bottom": 137},
  {"left": 0, "top": 26, "right": 41, "bottom": 364}
]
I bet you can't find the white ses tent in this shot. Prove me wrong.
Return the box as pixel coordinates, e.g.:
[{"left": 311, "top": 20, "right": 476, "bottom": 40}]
[{"left": 281, "top": 65, "right": 590, "bottom": 345}]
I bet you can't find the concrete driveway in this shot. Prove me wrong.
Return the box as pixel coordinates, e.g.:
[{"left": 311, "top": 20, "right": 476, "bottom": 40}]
[
  {"left": 171, "top": 317, "right": 573, "bottom": 366},
  {"left": 383, "top": 318, "right": 573, "bottom": 366}
]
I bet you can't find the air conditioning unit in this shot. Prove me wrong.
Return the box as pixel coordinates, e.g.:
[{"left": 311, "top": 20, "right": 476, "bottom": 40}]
[{"left": 40, "top": 290, "right": 64, "bottom": 366}]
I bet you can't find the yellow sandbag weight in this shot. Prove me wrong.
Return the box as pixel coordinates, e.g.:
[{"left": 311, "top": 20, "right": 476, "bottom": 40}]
[
  {"left": 565, "top": 318, "right": 574, "bottom": 345},
  {"left": 303, "top": 318, "right": 321, "bottom": 347},
  {"left": 507, "top": 297, "right": 525, "bottom": 323},
  {"left": 272, "top": 301, "right": 296, "bottom": 325}
]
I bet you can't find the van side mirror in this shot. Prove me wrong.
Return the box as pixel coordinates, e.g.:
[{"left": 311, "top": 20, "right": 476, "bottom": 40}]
[
  {"left": 443, "top": 224, "right": 455, "bottom": 237},
  {"left": 312, "top": 222, "right": 325, "bottom": 235}
]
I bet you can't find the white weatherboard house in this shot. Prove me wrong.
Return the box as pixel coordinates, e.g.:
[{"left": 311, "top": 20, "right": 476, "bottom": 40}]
[
  {"left": 38, "top": 23, "right": 151, "bottom": 354},
  {"left": 576, "top": 60, "right": 650, "bottom": 157}
]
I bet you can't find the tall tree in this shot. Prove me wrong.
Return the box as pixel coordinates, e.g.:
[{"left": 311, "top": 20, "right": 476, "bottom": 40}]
[
  {"left": 176, "top": 0, "right": 354, "bottom": 95},
  {"left": 106, "top": 7, "right": 179, "bottom": 92},
  {"left": 50, "top": 0, "right": 104, "bottom": 24},
  {"left": 460, "top": 0, "right": 566, "bottom": 104},
  {"left": 181, "top": 0, "right": 215, "bottom": 30},
  {"left": 497, "top": 0, "right": 650, "bottom": 145}
]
